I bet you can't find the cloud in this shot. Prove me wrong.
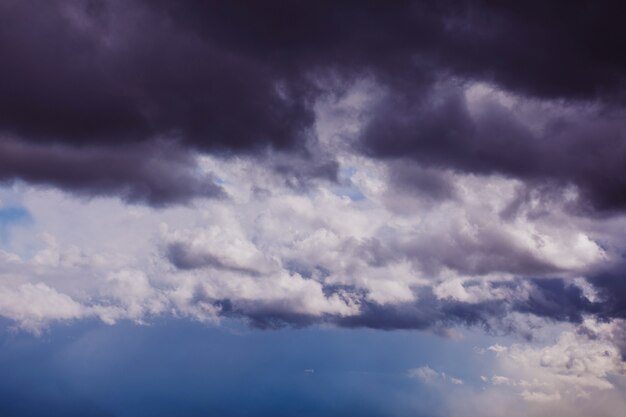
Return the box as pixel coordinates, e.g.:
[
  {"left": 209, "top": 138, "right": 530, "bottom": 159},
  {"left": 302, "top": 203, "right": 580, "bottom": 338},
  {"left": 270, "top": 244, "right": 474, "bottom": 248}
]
[
  {"left": 0, "top": 1, "right": 625, "bottom": 215},
  {"left": 0, "top": 139, "right": 224, "bottom": 205},
  {"left": 0, "top": 0, "right": 313, "bottom": 152},
  {"left": 408, "top": 365, "right": 463, "bottom": 385},
  {"left": 3, "top": 3, "right": 626, "bottom": 414},
  {"left": 0, "top": 152, "right": 620, "bottom": 335},
  {"left": 0, "top": 4, "right": 625, "bottom": 388},
  {"left": 0, "top": 283, "right": 85, "bottom": 333},
  {"left": 482, "top": 319, "right": 626, "bottom": 400},
  {"left": 408, "top": 365, "right": 440, "bottom": 382},
  {"left": 357, "top": 82, "right": 626, "bottom": 214}
]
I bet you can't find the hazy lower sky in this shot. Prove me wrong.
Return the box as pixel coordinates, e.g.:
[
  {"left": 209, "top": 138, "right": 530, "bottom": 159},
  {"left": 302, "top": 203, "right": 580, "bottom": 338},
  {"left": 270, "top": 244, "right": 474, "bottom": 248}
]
[{"left": 1, "top": 1, "right": 626, "bottom": 416}]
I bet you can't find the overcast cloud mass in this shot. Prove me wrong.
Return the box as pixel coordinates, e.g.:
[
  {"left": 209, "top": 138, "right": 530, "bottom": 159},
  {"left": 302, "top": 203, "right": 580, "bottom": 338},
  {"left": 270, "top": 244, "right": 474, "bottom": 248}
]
[{"left": 1, "top": 1, "right": 626, "bottom": 416}]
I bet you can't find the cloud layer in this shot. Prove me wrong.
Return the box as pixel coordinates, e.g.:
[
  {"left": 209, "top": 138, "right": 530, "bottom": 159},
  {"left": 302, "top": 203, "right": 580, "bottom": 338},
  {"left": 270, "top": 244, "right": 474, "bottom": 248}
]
[
  {"left": 2, "top": 0, "right": 626, "bottom": 210},
  {"left": 1, "top": 2, "right": 626, "bottom": 414}
]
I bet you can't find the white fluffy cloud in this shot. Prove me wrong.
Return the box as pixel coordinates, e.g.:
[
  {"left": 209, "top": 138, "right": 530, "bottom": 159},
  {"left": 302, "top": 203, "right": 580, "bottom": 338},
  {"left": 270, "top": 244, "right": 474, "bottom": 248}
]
[
  {"left": 490, "top": 319, "right": 626, "bottom": 396},
  {"left": 447, "top": 319, "right": 626, "bottom": 417},
  {"left": 0, "top": 282, "right": 84, "bottom": 333},
  {"left": 0, "top": 160, "right": 608, "bottom": 332}
]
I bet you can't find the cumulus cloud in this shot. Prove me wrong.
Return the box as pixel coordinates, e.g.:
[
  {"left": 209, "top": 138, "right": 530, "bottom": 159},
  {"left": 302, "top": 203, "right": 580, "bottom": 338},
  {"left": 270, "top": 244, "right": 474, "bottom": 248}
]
[
  {"left": 482, "top": 319, "right": 626, "bottom": 401},
  {"left": 0, "top": 283, "right": 84, "bottom": 333},
  {"left": 0, "top": 148, "right": 617, "bottom": 335}
]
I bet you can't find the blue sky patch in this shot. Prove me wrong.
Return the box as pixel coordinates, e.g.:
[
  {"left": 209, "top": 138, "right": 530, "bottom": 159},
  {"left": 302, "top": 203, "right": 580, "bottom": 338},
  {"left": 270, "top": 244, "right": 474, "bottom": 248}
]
[{"left": 0, "top": 206, "right": 32, "bottom": 243}]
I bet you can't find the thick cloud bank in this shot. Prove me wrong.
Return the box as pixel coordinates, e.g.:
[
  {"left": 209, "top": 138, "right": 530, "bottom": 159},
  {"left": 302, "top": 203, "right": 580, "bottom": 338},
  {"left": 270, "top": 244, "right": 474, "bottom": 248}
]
[
  {"left": 1, "top": 2, "right": 626, "bottom": 414},
  {"left": 2, "top": 0, "right": 626, "bottom": 210}
]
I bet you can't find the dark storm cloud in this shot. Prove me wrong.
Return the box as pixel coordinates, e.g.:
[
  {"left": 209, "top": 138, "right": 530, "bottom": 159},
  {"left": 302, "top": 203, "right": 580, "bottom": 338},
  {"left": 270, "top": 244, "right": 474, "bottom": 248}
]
[
  {"left": 155, "top": 0, "right": 626, "bottom": 101},
  {"left": 3, "top": 0, "right": 626, "bottom": 208},
  {"left": 359, "top": 86, "right": 626, "bottom": 213},
  {"left": 0, "top": 139, "right": 224, "bottom": 205},
  {"left": 0, "top": 0, "right": 313, "bottom": 151},
  {"left": 0, "top": 0, "right": 316, "bottom": 203}
]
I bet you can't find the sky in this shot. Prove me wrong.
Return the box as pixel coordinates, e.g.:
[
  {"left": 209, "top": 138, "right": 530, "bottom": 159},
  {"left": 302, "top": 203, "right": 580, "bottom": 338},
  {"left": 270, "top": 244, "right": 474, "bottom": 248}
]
[{"left": 1, "top": 1, "right": 626, "bottom": 416}]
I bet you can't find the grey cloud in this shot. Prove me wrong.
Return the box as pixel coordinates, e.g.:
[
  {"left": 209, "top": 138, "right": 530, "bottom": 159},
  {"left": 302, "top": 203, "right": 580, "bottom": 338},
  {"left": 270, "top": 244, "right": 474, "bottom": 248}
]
[
  {"left": 167, "top": 242, "right": 260, "bottom": 276},
  {"left": 331, "top": 280, "right": 596, "bottom": 332},
  {"left": 2, "top": 1, "right": 626, "bottom": 213},
  {"left": 0, "top": 0, "right": 313, "bottom": 152},
  {"left": 0, "top": 139, "right": 224, "bottom": 206},
  {"left": 359, "top": 86, "right": 626, "bottom": 214},
  {"left": 155, "top": 1, "right": 626, "bottom": 102},
  {"left": 391, "top": 221, "right": 562, "bottom": 277},
  {"left": 178, "top": 278, "right": 610, "bottom": 334},
  {"left": 586, "top": 262, "right": 626, "bottom": 320},
  {"left": 333, "top": 276, "right": 626, "bottom": 332},
  {"left": 612, "top": 322, "right": 626, "bottom": 361},
  {"left": 387, "top": 162, "right": 458, "bottom": 202},
  {"left": 512, "top": 278, "right": 600, "bottom": 324}
]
